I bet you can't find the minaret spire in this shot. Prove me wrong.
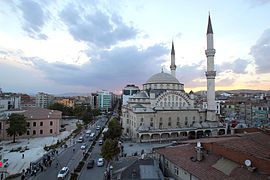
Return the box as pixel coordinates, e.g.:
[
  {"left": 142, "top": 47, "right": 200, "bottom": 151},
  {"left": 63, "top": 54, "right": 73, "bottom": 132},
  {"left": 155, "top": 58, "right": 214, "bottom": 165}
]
[
  {"left": 205, "top": 14, "right": 216, "bottom": 122},
  {"left": 170, "top": 41, "right": 176, "bottom": 77},
  {"left": 207, "top": 14, "right": 213, "bottom": 34}
]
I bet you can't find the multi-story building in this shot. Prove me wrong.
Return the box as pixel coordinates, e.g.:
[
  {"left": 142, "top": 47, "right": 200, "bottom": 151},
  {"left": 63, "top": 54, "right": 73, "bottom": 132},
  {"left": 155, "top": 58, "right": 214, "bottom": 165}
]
[
  {"left": 0, "top": 107, "right": 61, "bottom": 140},
  {"left": 251, "top": 103, "right": 269, "bottom": 127},
  {"left": 20, "top": 94, "right": 36, "bottom": 108},
  {"left": 55, "top": 97, "right": 75, "bottom": 108},
  {"left": 91, "top": 93, "right": 99, "bottom": 109},
  {"left": 0, "top": 93, "right": 21, "bottom": 112},
  {"left": 122, "top": 85, "right": 139, "bottom": 106},
  {"left": 74, "top": 96, "right": 91, "bottom": 107},
  {"left": 36, "top": 92, "right": 54, "bottom": 108},
  {"left": 155, "top": 130, "right": 270, "bottom": 179},
  {"left": 98, "top": 90, "right": 112, "bottom": 111}
]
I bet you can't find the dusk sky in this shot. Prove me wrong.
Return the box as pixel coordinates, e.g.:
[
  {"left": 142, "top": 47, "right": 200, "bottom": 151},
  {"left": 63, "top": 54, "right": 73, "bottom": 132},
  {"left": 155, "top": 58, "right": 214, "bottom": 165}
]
[{"left": 0, "top": 0, "right": 270, "bottom": 95}]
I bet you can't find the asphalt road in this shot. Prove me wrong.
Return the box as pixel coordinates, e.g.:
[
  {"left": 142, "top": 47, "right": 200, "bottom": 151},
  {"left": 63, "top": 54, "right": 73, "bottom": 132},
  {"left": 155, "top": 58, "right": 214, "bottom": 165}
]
[
  {"left": 79, "top": 138, "right": 106, "bottom": 180},
  {"left": 32, "top": 115, "right": 107, "bottom": 180}
]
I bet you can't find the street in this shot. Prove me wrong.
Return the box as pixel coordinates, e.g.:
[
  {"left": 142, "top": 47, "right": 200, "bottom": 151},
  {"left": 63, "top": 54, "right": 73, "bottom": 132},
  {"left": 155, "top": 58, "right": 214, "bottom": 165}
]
[
  {"left": 79, "top": 137, "right": 106, "bottom": 180},
  {"left": 32, "top": 115, "right": 108, "bottom": 180}
]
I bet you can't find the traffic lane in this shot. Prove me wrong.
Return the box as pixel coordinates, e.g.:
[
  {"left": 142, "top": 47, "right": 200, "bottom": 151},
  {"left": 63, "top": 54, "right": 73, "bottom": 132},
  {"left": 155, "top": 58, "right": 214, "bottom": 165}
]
[
  {"left": 34, "top": 143, "right": 81, "bottom": 180},
  {"left": 79, "top": 139, "right": 105, "bottom": 180}
]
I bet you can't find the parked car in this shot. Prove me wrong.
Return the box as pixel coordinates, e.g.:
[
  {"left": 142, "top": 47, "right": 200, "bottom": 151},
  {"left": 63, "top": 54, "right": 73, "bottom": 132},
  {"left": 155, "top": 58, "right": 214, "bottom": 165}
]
[
  {"left": 57, "top": 167, "right": 69, "bottom": 179},
  {"left": 98, "top": 139, "right": 103, "bottom": 145},
  {"left": 80, "top": 143, "right": 87, "bottom": 150},
  {"left": 87, "top": 159, "right": 95, "bottom": 169},
  {"left": 96, "top": 126, "right": 101, "bottom": 130},
  {"left": 97, "top": 158, "right": 104, "bottom": 167},
  {"left": 77, "top": 137, "right": 84, "bottom": 143}
]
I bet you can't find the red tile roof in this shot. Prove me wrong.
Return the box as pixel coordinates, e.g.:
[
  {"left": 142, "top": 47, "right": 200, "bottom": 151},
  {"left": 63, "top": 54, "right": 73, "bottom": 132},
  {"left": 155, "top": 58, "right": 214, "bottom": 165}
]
[
  {"left": 22, "top": 107, "right": 62, "bottom": 120},
  {"left": 156, "top": 143, "right": 268, "bottom": 180}
]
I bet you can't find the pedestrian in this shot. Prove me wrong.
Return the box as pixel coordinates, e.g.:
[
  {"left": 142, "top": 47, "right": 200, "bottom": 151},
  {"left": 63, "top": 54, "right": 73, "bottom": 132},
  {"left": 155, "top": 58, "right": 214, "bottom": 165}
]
[
  {"left": 22, "top": 153, "right": 24, "bottom": 159},
  {"left": 55, "top": 162, "right": 58, "bottom": 168},
  {"left": 73, "top": 147, "right": 75, "bottom": 152},
  {"left": 1, "top": 173, "right": 3, "bottom": 180}
]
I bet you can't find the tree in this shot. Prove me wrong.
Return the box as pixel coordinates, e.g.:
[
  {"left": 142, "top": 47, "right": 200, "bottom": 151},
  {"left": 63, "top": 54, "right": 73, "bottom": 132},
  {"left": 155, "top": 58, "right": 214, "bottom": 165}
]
[
  {"left": 6, "top": 113, "right": 27, "bottom": 143},
  {"left": 81, "top": 111, "right": 93, "bottom": 125},
  {"left": 104, "top": 118, "right": 122, "bottom": 140},
  {"left": 101, "top": 139, "right": 120, "bottom": 162},
  {"left": 48, "top": 103, "right": 73, "bottom": 116}
]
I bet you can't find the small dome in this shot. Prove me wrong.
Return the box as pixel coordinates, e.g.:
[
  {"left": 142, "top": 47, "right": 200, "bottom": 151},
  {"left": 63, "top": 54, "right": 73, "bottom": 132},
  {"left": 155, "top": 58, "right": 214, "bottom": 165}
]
[{"left": 146, "top": 72, "right": 180, "bottom": 84}]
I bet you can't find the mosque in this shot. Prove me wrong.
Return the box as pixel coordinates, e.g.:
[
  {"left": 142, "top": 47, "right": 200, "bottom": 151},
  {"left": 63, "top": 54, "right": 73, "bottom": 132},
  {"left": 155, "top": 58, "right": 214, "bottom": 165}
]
[{"left": 121, "top": 16, "right": 226, "bottom": 142}]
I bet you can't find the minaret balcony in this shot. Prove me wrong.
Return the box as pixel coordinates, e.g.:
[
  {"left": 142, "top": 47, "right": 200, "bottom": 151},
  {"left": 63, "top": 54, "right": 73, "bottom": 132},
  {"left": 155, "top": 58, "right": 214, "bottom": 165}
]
[
  {"left": 205, "top": 71, "right": 216, "bottom": 79},
  {"left": 170, "top": 65, "right": 176, "bottom": 69},
  {"left": 205, "top": 49, "right": 216, "bottom": 57}
]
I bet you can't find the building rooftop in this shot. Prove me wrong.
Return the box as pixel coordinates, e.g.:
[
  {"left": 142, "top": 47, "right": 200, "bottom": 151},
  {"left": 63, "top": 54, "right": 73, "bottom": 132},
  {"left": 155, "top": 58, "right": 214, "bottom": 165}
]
[{"left": 156, "top": 132, "right": 270, "bottom": 179}]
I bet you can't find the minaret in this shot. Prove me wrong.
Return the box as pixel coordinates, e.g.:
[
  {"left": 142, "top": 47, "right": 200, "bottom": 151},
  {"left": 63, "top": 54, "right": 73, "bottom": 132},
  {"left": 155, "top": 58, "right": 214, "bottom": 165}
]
[
  {"left": 205, "top": 14, "right": 216, "bottom": 122},
  {"left": 170, "top": 41, "right": 176, "bottom": 77}
]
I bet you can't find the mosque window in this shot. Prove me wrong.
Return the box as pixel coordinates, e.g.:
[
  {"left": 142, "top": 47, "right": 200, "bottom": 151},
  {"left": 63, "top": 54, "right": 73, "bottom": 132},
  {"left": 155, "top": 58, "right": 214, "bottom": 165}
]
[
  {"left": 185, "top": 116, "right": 188, "bottom": 121},
  {"left": 168, "top": 122, "right": 171, "bottom": 126},
  {"left": 127, "top": 119, "right": 129, "bottom": 124},
  {"left": 164, "top": 102, "right": 167, "bottom": 107},
  {"left": 176, "top": 96, "right": 178, "bottom": 100},
  {"left": 150, "top": 122, "right": 153, "bottom": 127},
  {"left": 172, "top": 102, "right": 174, "bottom": 107},
  {"left": 185, "top": 120, "right": 188, "bottom": 126},
  {"left": 177, "top": 121, "right": 180, "bottom": 127},
  {"left": 193, "top": 116, "right": 196, "bottom": 121},
  {"left": 140, "top": 123, "right": 143, "bottom": 126},
  {"left": 176, "top": 102, "right": 178, "bottom": 106},
  {"left": 200, "top": 116, "right": 202, "bottom": 120},
  {"left": 151, "top": 118, "right": 153, "bottom": 121},
  {"left": 160, "top": 118, "right": 162, "bottom": 122},
  {"left": 141, "top": 118, "right": 144, "bottom": 122},
  {"left": 168, "top": 102, "right": 171, "bottom": 106},
  {"left": 159, "top": 122, "right": 163, "bottom": 128}
]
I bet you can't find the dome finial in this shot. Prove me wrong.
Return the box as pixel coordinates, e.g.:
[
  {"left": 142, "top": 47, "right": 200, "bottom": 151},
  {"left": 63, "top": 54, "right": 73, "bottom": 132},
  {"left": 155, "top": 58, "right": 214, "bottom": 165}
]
[{"left": 161, "top": 66, "right": 164, "bottom": 73}]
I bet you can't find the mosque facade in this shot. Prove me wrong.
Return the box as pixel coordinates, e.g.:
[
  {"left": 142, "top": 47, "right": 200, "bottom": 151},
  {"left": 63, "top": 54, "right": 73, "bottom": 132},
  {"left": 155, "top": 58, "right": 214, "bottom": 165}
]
[{"left": 121, "top": 16, "right": 226, "bottom": 142}]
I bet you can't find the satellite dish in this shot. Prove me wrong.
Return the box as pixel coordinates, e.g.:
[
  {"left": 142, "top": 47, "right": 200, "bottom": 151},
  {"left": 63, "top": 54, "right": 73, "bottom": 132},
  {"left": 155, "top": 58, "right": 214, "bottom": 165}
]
[
  {"left": 245, "top": 159, "right": 251, "bottom": 167},
  {"left": 196, "top": 142, "right": 201, "bottom": 148}
]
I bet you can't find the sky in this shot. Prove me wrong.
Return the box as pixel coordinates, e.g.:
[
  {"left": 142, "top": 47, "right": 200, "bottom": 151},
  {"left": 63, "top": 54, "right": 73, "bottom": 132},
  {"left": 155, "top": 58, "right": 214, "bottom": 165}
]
[{"left": 0, "top": 0, "right": 270, "bottom": 95}]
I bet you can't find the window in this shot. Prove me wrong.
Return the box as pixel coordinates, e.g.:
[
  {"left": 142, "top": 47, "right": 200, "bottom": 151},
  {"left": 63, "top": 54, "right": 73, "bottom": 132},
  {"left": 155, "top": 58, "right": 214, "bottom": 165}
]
[
  {"left": 193, "top": 116, "right": 196, "bottom": 121},
  {"left": 33, "top": 130, "right": 36, "bottom": 135},
  {"left": 185, "top": 120, "right": 188, "bottom": 126},
  {"left": 50, "top": 121, "right": 53, "bottom": 126},
  {"left": 151, "top": 118, "right": 153, "bottom": 121},
  {"left": 40, "top": 122, "right": 43, "bottom": 126},
  {"left": 33, "top": 122, "right": 36, "bottom": 127},
  {"left": 27, "top": 122, "right": 30, "bottom": 127},
  {"left": 177, "top": 121, "right": 180, "bottom": 127},
  {"left": 140, "top": 123, "right": 143, "bottom": 126},
  {"left": 40, "top": 130, "right": 43, "bottom": 134},
  {"left": 168, "top": 122, "right": 171, "bottom": 126},
  {"left": 159, "top": 122, "right": 163, "bottom": 128},
  {"left": 160, "top": 118, "right": 162, "bottom": 122},
  {"left": 141, "top": 118, "right": 143, "bottom": 122},
  {"left": 174, "top": 166, "right": 179, "bottom": 175},
  {"left": 27, "top": 131, "right": 30, "bottom": 135},
  {"left": 126, "top": 119, "right": 129, "bottom": 124},
  {"left": 150, "top": 122, "right": 153, "bottom": 127}
]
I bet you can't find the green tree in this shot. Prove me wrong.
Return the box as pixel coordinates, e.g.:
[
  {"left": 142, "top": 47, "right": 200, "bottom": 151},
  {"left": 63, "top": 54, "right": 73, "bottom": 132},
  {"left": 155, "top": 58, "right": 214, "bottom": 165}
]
[
  {"left": 48, "top": 103, "right": 73, "bottom": 116},
  {"left": 6, "top": 114, "right": 27, "bottom": 143},
  {"left": 81, "top": 111, "right": 93, "bottom": 125},
  {"left": 104, "top": 118, "right": 122, "bottom": 140},
  {"left": 101, "top": 139, "right": 120, "bottom": 162}
]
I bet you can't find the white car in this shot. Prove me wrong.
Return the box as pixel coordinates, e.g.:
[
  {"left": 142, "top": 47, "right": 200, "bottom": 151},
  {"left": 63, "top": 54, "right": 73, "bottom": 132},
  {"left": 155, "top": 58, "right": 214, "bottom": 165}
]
[
  {"left": 96, "top": 126, "right": 101, "bottom": 130},
  {"left": 97, "top": 158, "right": 104, "bottom": 167},
  {"left": 80, "top": 143, "right": 87, "bottom": 150},
  {"left": 57, "top": 167, "right": 69, "bottom": 179}
]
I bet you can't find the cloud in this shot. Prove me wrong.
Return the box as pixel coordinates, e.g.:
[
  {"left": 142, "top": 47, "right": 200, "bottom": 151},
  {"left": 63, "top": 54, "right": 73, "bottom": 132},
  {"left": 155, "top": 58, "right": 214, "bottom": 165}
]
[
  {"left": 17, "top": 0, "right": 48, "bottom": 39},
  {"left": 250, "top": 28, "right": 270, "bottom": 74},
  {"left": 216, "top": 58, "right": 250, "bottom": 74},
  {"left": 17, "top": 44, "right": 168, "bottom": 90},
  {"left": 60, "top": 3, "right": 137, "bottom": 48},
  {"left": 247, "top": 0, "right": 270, "bottom": 7}
]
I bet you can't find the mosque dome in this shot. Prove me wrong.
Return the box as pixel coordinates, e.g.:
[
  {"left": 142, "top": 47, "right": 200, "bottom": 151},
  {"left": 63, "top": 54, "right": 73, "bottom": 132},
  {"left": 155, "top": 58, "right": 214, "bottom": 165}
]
[{"left": 146, "top": 72, "right": 180, "bottom": 84}]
